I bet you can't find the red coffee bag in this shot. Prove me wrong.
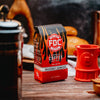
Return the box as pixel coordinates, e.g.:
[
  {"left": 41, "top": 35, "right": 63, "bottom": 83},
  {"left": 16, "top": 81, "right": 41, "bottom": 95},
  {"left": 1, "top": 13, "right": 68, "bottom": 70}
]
[{"left": 34, "top": 24, "right": 68, "bottom": 83}]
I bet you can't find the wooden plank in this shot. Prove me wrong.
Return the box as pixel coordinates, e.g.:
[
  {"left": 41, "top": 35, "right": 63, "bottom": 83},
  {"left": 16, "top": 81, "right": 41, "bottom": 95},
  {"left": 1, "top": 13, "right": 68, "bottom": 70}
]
[
  {"left": 23, "top": 59, "right": 34, "bottom": 64},
  {"left": 22, "top": 70, "right": 100, "bottom": 100}
]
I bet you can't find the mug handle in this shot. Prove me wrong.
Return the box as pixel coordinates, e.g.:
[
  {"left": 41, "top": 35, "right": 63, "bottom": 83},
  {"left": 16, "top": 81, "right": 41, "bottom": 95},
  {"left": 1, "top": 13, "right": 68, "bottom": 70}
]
[{"left": 73, "top": 49, "right": 77, "bottom": 56}]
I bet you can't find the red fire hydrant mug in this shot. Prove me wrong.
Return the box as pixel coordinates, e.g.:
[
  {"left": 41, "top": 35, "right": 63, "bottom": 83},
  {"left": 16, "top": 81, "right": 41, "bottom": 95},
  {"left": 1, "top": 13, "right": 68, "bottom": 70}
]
[{"left": 74, "top": 44, "right": 100, "bottom": 82}]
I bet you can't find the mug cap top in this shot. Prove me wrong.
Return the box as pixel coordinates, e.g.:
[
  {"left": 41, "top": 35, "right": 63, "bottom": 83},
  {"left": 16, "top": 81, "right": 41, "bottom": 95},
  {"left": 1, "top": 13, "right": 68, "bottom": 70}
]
[{"left": 0, "top": 21, "right": 18, "bottom": 28}]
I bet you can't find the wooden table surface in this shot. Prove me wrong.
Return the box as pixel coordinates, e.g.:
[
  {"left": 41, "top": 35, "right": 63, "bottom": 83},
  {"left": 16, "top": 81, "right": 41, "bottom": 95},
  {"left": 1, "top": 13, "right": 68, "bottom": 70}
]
[{"left": 22, "top": 70, "right": 100, "bottom": 100}]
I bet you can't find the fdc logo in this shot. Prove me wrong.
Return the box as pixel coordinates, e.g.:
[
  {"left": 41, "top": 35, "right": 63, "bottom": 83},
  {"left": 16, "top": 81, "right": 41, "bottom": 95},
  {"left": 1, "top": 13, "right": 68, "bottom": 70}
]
[{"left": 47, "top": 34, "right": 63, "bottom": 52}]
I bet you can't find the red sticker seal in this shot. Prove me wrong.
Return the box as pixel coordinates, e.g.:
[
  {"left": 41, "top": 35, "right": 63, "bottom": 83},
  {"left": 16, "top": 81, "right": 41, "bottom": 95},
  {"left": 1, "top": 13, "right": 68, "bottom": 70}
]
[{"left": 47, "top": 34, "right": 63, "bottom": 52}]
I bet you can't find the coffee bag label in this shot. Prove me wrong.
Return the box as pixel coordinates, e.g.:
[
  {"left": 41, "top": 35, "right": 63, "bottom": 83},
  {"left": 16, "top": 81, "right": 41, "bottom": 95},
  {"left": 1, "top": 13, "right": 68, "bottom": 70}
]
[
  {"left": 47, "top": 34, "right": 63, "bottom": 52},
  {"left": 34, "top": 24, "right": 67, "bottom": 67}
]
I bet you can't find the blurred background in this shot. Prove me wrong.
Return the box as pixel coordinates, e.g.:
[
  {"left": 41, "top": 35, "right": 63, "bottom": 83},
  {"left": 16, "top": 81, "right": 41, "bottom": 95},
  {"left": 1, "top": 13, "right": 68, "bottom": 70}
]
[{"left": 0, "top": 0, "right": 100, "bottom": 44}]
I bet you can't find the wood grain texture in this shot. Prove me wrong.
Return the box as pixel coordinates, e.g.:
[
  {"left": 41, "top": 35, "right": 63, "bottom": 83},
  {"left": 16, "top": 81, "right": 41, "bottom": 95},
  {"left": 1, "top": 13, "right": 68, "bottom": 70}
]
[{"left": 22, "top": 70, "right": 100, "bottom": 100}]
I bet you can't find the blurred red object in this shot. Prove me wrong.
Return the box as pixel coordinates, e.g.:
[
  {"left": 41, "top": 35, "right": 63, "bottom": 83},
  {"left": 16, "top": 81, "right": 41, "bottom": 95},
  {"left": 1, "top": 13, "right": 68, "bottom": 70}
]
[{"left": 74, "top": 44, "right": 100, "bottom": 82}]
